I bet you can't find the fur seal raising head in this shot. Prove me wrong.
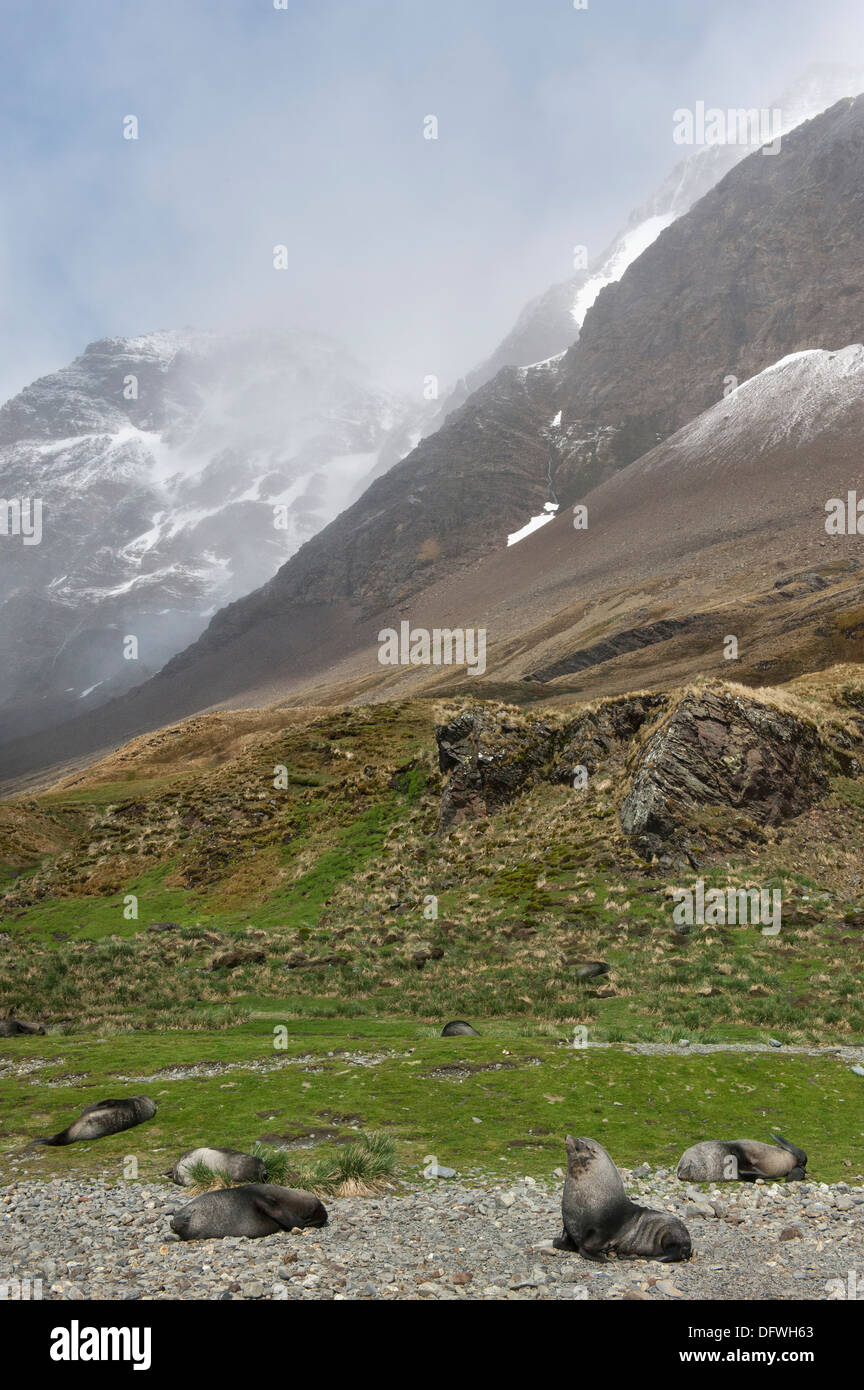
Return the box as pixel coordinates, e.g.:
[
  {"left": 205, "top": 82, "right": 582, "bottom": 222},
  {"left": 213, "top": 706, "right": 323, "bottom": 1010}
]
[
  {"left": 32, "top": 1096, "right": 156, "bottom": 1146},
  {"left": 169, "top": 1147, "right": 267, "bottom": 1186},
  {"left": 170, "top": 1183, "right": 327, "bottom": 1240},
  {"left": 0, "top": 1020, "right": 45, "bottom": 1036},
  {"left": 554, "top": 1136, "right": 691, "bottom": 1263},
  {"left": 440, "top": 1020, "right": 480, "bottom": 1037},
  {"left": 677, "top": 1134, "right": 807, "bottom": 1182}
]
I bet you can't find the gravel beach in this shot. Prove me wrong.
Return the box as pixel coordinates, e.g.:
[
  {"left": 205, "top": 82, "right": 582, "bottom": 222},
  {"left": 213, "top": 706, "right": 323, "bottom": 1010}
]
[{"left": 2, "top": 1171, "right": 863, "bottom": 1301}]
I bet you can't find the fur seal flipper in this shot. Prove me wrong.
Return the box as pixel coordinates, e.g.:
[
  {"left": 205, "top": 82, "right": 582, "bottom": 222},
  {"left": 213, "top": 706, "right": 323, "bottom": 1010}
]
[
  {"left": 170, "top": 1184, "right": 327, "bottom": 1240},
  {"left": 677, "top": 1136, "right": 807, "bottom": 1183},
  {"left": 557, "top": 1136, "right": 691, "bottom": 1263},
  {"left": 33, "top": 1096, "right": 156, "bottom": 1146}
]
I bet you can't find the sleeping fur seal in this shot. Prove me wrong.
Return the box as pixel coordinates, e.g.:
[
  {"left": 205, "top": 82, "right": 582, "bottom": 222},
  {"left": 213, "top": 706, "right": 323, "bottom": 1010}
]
[
  {"left": 169, "top": 1147, "right": 266, "bottom": 1186},
  {"left": 170, "top": 1183, "right": 327, "bottom": 1240},
  {"left": 0, "top": 1019, "right": 45, "bottom": 1036},
  {"left": 677, "top": 1134, "right": 807, "bottom": 1182},
  {"left": 32, "top": 1096, "right": 156, "bottom": 1146},
  {"left": 441, "top": 1020, "right": 480, "bottom": 1037},
  {"left": 554, "top": 1136, "right": 691, "bottom": 1263}
]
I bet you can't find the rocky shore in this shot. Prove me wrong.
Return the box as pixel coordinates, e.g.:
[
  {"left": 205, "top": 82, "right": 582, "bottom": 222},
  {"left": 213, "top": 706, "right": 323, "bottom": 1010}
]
[{"left": 2, "top": 1171, "right": 862, "bottom": 1301}]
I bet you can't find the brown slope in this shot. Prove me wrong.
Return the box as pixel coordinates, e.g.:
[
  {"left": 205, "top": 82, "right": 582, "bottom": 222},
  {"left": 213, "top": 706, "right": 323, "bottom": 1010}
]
[
  {"left": 188, "top": 342, "right": 864, "bottom": 711},
  {"left": 322, "top": 344, "right": 864, "bottom": 704}
]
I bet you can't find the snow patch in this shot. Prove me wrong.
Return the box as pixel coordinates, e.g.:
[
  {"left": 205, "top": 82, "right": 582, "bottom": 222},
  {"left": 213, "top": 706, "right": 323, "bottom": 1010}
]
[
  {"left": 507, "top": 503, "right": 559, "bottom": 547},
  {"left": 571, "top": 214, "right": 676, "bottom": 329}
]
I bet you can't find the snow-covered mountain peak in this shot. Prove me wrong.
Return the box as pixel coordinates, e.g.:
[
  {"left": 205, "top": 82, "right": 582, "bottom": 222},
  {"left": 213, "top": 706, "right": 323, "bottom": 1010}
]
[{"left": 0, "top": 327, "right": 424, "bottom": 740}]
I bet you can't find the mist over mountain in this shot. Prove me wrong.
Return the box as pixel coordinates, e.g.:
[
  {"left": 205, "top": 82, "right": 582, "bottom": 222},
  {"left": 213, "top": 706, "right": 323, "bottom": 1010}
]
[
  {"left": 438, "top": 62, "right": 864, "bottom": 416},
  {"left": 0, "top": 328, "right": 424, "bottom": 741},
  {"left": 5, "top": 86, "right": 864, "bottom": 788}
]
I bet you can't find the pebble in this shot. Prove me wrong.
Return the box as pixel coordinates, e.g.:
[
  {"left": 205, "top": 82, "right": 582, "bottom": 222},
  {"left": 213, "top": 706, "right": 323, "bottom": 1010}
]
[{"left": 0, "top": 1171, "right": 862, "bottom": 1300}]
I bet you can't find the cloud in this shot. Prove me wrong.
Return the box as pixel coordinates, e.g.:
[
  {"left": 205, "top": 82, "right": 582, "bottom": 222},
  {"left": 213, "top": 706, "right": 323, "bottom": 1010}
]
[{"left": 1, "top": 0, "right": 863, "bottom": 402}]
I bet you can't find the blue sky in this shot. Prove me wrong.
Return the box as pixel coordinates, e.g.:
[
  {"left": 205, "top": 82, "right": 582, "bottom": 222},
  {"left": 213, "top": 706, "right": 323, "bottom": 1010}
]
[{"left": 1, "top": 0, "right": 863, "bottom": 402}]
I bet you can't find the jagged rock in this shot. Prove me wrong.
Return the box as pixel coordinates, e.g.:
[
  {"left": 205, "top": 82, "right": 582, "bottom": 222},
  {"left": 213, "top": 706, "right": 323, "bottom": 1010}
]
[
  {"left": 619, "top": 686, "right": 829, "bottom": 843},
  {"left": 435, "top": 696, "right": 663, "bottom": 829}
]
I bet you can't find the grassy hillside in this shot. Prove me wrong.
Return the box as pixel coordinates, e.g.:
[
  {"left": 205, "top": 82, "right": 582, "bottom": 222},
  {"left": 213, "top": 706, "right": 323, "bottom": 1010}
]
[{"left": 1, "top": 673, "right": 863, "bottom": 1183}]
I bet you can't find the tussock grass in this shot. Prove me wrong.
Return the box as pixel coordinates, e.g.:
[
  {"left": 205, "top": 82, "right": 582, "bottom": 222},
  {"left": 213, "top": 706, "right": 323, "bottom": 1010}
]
[
  {"left": 2, "top": 681, "right": 864, "bottom": 1042},
  {"left": 251, "top": 1131, "right": 397, "bottom": 1196}
]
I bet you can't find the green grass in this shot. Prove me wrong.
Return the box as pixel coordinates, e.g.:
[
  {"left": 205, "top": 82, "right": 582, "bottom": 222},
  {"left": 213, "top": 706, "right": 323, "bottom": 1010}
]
[
  {"left": 2, "top": 693, "right": 864, "bottom": 1193},
  {"left": 2, "top": 1020, "right": 862, "bottom": 1186}
]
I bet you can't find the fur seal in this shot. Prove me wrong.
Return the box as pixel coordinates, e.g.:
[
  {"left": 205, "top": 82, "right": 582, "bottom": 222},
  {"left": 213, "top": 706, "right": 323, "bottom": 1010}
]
[
  {"left": 32, "top": 1096, "right": 156, "bottom": 1146},
  {"left": 677, "top": 1134, "right": 807, "bottom": 1182},
  {"left": 573, "top": 962, "right": 610, "bottom": 981},
  {"left": 0, "top": 1020, "right": 45, "bottom": 1036},
  {"left": 440, "top": 1020, "right": 480, "bottom": 1037},
  {"left": 170, "top": 1183, "right": 327, "bottom": 1240},
  {"left": 554, "top": 1136, "right": 691, "bottom": 1263},
  {"left": 169, "top": 1147, "right": 266, "bottom": 1186}
]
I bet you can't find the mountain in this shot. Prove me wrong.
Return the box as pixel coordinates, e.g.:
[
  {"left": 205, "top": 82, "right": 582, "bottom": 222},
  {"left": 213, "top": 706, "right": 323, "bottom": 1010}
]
[
  {"left": 5, "top": 89, "right": 864, "bottom": 788},
  {"left": 441, "top": 61, "right": 864, "bottom": 415},
  {"left": 0, "top": 328, "right": 422, "bottom": 742},
  {"left": 118, "top": 341, "right": 864, "bottom": 715},
  {"left": 348, "top": 343, "right": 864, "bottom": 703}
]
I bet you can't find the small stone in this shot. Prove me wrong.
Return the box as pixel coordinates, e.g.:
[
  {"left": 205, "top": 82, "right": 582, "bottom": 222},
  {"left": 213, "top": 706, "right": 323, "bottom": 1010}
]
[{"left": 779, "top": 1227, "right": 802, "bottom": 1241}]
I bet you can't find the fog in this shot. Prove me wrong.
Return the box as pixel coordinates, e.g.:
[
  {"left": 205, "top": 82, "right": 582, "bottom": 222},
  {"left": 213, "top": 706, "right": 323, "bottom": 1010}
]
[{"left": 2, "top": 0, "right": 864, "bottom": 404}]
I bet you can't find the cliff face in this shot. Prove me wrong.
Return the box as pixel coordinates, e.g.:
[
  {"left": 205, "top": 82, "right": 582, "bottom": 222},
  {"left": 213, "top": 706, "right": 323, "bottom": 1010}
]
[
  {"left": 552, "top": 96, "right": 864, "bottom": 497},
  {"left": 438, "top": 64, "right": 864, "bottom": 413}
]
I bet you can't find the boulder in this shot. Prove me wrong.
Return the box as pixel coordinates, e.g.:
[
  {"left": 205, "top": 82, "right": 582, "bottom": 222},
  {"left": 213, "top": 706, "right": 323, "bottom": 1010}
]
[{"left": 619, "top": 686, "right": 828, "bottom": 842}]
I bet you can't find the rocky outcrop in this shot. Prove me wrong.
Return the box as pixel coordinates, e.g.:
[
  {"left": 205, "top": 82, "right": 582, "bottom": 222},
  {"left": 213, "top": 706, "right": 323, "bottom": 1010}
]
[
  {"left": 436, "top": 685, "right": 836, "bottom": 847},
  {"left": 619, "top": 688, "right": 829, "bottom": 843},
  {"left": 525, "top": 617, "right": 703, "bottom": 683},
  {"left": 435, "top": 695, "right": 665, "bottom": 829}
]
